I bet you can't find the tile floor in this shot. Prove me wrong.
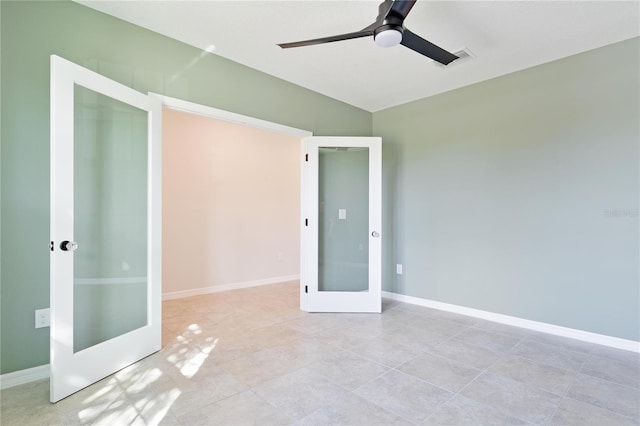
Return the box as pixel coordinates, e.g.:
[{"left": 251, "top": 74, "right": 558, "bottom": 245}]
[{"left": 1, "top": 281, "right": 639, "bottom": 425}]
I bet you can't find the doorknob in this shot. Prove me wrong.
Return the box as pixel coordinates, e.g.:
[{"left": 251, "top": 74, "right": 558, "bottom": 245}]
[
  {"left": 60, "top": 241, "right": 78, "bottom": 251},
  {"left": 371, "top": 231, "right": 380, "bottom": 238}
]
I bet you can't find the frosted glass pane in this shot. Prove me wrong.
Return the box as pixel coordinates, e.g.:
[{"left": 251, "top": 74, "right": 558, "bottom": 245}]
[
  {"left": 318, "top": 147, "right": 369, "bottom": 292},
  {"left": 73, "top": 85, "right": 148, "bottom": 352}
]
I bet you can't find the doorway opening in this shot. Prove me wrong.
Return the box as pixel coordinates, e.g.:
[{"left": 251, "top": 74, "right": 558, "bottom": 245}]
[{"left": 156, "top": 96, "right": 312, "bottom": 303}]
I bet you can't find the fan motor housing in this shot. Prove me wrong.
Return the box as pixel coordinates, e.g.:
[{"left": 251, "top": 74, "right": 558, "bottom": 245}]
[{"left": 374, "top": 24, "right": 404, "bottom": 47}]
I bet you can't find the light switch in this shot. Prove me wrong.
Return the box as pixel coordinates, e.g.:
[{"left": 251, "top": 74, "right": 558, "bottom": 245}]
[{"left": 339, "top": 209, "right": 347, "bottom": 220}]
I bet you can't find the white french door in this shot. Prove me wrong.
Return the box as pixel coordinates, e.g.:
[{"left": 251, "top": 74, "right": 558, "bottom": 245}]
[
  {"left": 49, "top": 55, "right": 162, "bottom": 402},
  {"left": 301, "top": 137, "right": 382, "bottom": 313}
]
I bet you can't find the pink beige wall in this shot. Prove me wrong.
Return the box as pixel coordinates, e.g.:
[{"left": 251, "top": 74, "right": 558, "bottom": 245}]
[{"left": 162, "top": 108, "right": 301, "bottom": 296}]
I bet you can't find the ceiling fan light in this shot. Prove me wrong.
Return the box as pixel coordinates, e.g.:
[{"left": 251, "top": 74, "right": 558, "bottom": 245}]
[{"left": 374, "top": 29, "right": 402, "bottom": 48}]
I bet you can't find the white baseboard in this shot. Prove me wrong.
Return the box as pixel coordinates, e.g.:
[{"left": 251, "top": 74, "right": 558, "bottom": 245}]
[
  {"left": 382, "top": 291, "right": 640, "bottom": 353},
  {"left": 0, "top": 364, "right": 49, "bottom": 390},
  {"left": 162, "top": 275, "right": 300, "bottom": 301}
]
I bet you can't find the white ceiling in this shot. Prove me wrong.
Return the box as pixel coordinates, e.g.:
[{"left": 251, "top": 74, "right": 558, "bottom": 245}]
[{"left": 76, "top": 0, "right": 639, "bottom": 112}]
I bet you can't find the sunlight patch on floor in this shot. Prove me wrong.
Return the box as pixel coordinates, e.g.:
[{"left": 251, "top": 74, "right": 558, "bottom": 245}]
[
  {"left": 74, "top": 357, "right": 182, "bottom": 424},
  {"left": 165, "top": 323, "right": 219, "bottom": 378}
]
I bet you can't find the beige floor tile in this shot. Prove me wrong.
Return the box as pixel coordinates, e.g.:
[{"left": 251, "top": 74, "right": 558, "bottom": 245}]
[
  {"left": 487, "top": 354, "right": 577, "bottom": 395},
  {"left": 461, "top": 372, "right": 562, "bottom": 425},
  {"left": 452, "top": 328, "right": 522, "bottom": 353},
  {"left": 305, "top": 349, "right": 390, "bottom": 390},
  {"left": 354, "top": 369, "right": 452, "bottom": 423},
  {"left": 398, "top": 352, "right": 482, "bottom": 393},
  {"left": 294, "top": 391, "right": 412, "bottom": 426},
  {"left": 424, "top": 394, "right": 529, "bottom": 425},
  {"left": 527, "top": 332, "right": 595, "bottom": 354},
  {"left": 199, "top": 390, "right": 294, "bottom": 425},
  {"left": 581, "top": 353, "right": 640, "bottom": 389},
  {"left": 426, "top": 338, "right": 502, "bottom": 370},
  {"left": 350, "top": 338, "right": 424, "bottom": 368},
  {"left": 590, "top": 345, "right": 640, "bottom": 366},
  {"left": 0, "top": 380, "right": 62, "bottom": 426},
  {"left": 218, "top": 346, "right": 304, "bottom": 387},
  {"left": 253, "top": 367, "right": 352, "bottom": 419},
  {"left": 509, "top": 340, "right": 588, "bottom": 372},
  {"left": 2, "top": 282, "right": 636, "bottom": 426},
  {"left": 549, "top": 397, "right": 639, "bottom": 426},
  {"left": 567, "top": 373, "right": 640, "bottom": 421},
  {"left": 471, "top": 320, "right": 535, "bottom": 340}
]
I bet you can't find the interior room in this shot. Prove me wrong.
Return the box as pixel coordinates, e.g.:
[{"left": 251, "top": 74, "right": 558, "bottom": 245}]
[
  {"left": 162, "top": 108, "right": 301, "bottom": 300},
  {"left": 1, "top": 0, "right": 638, "bottom": 425}
]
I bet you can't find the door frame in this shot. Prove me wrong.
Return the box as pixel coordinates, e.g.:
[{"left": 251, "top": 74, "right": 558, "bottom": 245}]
[
  {"left": 153, "top": 95, "right": 312, "bottom": 139},
  {"left": 151, "top": 95, "right": 313, "bottom": 308}
]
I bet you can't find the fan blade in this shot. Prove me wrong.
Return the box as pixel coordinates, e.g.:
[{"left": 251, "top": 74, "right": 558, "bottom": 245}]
[
  {"left": 278, "top": 30, "right": 373, "bottom": 49},
  {"left": 387, "top": 0, "right": 416, "bottom": 20},
  {"left": 362, "top": 0, "right": 394, "bottom": 30},
  {"left": 400, "top": 29, "right": 458, "bottom": 65}
]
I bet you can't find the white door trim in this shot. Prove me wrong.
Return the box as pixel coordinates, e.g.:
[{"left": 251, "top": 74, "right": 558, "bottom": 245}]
[{"left": 150, "top": 94, "right": 312, "bottom": 138}]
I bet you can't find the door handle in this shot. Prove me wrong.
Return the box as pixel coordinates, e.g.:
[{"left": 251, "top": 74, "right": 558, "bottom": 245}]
[
  {"left": 371, "top": 231, "right": 380, "bottom": 238},
  {"left": 60, "top": 241, "right": 78, "bottom": 251}
]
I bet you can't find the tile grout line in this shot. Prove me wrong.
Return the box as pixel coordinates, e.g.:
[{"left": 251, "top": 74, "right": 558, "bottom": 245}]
[
  {"left": 547, "top": 343, "right": 593, "bottom": 425},
  {"left": 354, "top": 367, "right": 453, "bottom": 425},
  {"left": 541, "top": 342, "right": 635, "bottom": 425}
]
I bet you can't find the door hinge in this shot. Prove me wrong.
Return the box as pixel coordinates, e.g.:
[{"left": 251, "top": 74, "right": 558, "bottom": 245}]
[
  {"left": 305, "top": 218, "right": 308, "bottom": 226},
  {"left": 305, "top": 153, "right": 308, "bottom": 162},
  {"left": 50, "top": 241, "right": 54, "bottom": 252},
  {"left": 305, "top": 285, "right": 308, "bottom": 294}
]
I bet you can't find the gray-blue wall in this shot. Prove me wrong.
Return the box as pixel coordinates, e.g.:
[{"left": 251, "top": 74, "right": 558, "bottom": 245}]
[{"left": 375, "top": 37, "right": 640, "bottom": 341}]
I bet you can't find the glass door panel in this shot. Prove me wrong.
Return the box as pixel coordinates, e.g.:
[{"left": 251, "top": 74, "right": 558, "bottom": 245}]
[
  {"left": 318, "top": 147, "right": 369, "bottom": 292},
  {"left": 73, "top": 85, "right": 148, "bottom": 352}
]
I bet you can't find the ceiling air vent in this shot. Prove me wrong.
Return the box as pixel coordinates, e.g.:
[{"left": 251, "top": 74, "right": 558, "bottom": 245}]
[{"left": 433, "top": 47, "right": 475, "bottom": 68}]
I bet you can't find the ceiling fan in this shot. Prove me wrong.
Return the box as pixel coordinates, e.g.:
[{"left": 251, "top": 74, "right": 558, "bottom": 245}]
[{"left": 278, "top": 0, "right": 458, "bottom": 66}]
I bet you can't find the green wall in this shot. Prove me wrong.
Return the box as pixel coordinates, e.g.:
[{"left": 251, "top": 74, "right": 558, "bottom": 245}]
[
  {"left": 374, "top": 37, "right": 640, "bottom": 341},
  {"left": 0, "top": 0, "right": 371, "bottom": 374}
]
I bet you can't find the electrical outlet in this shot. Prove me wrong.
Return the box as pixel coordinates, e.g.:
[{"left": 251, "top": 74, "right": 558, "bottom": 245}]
[
  {"left": 35, "top": 308, "right": 50, "bottom": 328},
  {"left": 396, "top": 264, "right": 403, "bottom": 275}
]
